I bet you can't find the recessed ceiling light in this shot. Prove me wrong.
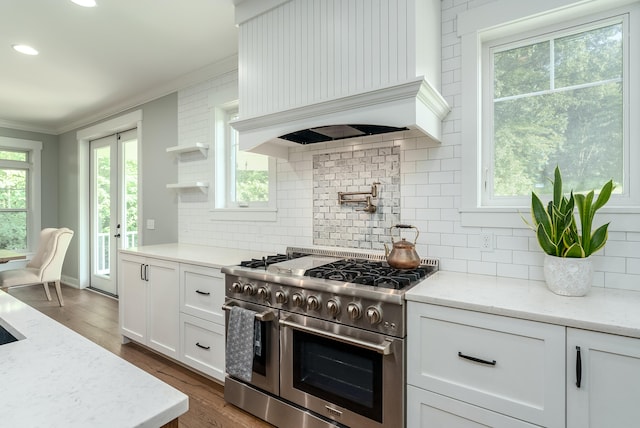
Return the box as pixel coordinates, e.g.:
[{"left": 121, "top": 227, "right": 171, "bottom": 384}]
[
  {"left": 70, "top": 0, "right": 97, "bottom": 7},
  {"left": 12, "top": 44, "right": 39, "bottom": 56}
]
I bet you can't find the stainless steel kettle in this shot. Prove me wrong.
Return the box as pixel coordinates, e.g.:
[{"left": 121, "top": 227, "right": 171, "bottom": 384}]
[{"left": 384, "top": 224, "right": 421, "bottom": 269}]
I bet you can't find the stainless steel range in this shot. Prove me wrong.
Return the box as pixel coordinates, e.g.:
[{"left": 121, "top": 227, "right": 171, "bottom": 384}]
[{"left": 221, "top": 247, "right": 438, "bottom": 428}]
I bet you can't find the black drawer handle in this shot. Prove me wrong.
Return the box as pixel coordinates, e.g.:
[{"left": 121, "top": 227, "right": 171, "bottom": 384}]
[
  {"left": 196, "top": 342, "right": 210, "bottom": 350},
  {"left": 458, "top": 351, "right": 496, "bottom": 366},
  {"left": 195, "top": 289, "right": 210, "bottom": 296},
  {"left": 576, "top": 346, "right": 582, "bottom": 388}
]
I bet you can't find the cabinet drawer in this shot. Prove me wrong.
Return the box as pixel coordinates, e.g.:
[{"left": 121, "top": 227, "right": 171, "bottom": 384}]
[
  {"left": 407, "top": 303, "right": 564, "bottom": 427},
  {"left": 180, "top": 313, "right": 225, "bottom": 382},
  {"left": 180, "top": 264, "right": 225, "bottom": 324},
  {"left": 407, "top": 385, "right": 540, "bottom": 428}
]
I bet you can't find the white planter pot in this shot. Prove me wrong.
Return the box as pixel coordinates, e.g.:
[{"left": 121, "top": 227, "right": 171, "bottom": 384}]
[{"left": 543, "top": 254, "right": 594, "bottom": 297}]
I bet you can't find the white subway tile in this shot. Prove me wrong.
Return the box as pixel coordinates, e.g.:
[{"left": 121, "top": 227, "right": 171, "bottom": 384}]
[
  {"left": 468, "top": 261, "right": 497, "bottom": 276},
  {"left": 497, "top": 263, "right": 529, "bottom": 280}
]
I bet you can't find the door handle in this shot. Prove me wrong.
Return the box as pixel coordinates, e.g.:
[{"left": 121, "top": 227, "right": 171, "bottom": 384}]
[
  {"left": 221, "top": 301, "right": 276, "bottom": 322},
  {"left": 576, "top": 346, "right": 582, "bottom": 388},
  {"left": 140, "top": 264, "right": 149, "bottom": 281},
  {"left": 458, "top": 351, "right": 497, "bottom": 366},
  {"left": 114, "top": 233, "right": 121, "bottom": 238},
  {"left": 279, "top": 317, "right": 393, "bottom": 355}
]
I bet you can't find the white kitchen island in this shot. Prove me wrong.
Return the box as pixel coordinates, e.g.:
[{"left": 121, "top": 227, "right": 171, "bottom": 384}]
[{"left": 0, "top": 290, "right": 188, "bottom": 428}]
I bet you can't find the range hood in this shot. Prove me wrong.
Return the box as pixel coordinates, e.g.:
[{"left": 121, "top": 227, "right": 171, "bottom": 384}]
[{"left": 231, "top": 0, "right": 450, "bottom": 159}]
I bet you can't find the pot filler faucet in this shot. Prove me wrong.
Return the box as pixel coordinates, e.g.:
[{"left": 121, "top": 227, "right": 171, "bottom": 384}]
[{"left": 338, "top": 182, "right": 380, "bottom": 213}]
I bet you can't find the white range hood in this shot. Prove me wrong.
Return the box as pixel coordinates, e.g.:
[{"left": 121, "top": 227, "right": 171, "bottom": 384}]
[{"left": 232, "top": 0, "right": 450, "bottom": 159}]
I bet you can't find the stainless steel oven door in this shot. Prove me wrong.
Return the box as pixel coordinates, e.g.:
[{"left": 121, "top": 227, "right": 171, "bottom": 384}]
[
  {"left": 279, "top": 311, "right": 404, "bottom": 428},
  {"left": 223, "top": 299, "right": 280, "bottom": 395}
]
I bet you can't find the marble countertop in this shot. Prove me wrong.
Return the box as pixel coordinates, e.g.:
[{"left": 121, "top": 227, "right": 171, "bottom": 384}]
[
  {"left": 405, "top": 271, "right": 640, "bottom": 339},
  {"left": 0, "top": 291, "right": 188, "bottom": 427},
  {"left": 119, "top": 243, "right": 266, "bottom": 268}
]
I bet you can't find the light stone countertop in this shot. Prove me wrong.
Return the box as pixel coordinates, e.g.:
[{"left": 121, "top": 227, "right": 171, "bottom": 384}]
[
  {"left": 0, "top": 291, "right": 188, "bottom": 428},
  {"left": 405, "top": 271, "right": 640, "bottom": 339},
  {"left": 119, "top": 243, "right": 267, "bottom": 268}
]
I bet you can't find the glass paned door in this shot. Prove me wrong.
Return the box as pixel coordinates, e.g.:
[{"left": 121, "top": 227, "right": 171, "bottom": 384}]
[{"left": 90, "top": 130, "right": 138, "bottom": 296}]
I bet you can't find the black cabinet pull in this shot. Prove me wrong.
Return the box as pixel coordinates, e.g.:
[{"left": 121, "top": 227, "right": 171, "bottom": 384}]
[
  {"left": 144, "top": 264, "right": 149, "bottom": 281},
  {"left": 458, "top": 351, "right": 496, "bottom": 366},
  {"left": 195, "top": 289, "right": 211, "bottom": 296},
  {"left": 140, "top": 264, "right": 144, "bottom": 280},
  {"left": 576, "top": 346, "right": 582, "bottom": 388},
  {"left": 196, "top": 342, "right": 210, "bottom": 350}
]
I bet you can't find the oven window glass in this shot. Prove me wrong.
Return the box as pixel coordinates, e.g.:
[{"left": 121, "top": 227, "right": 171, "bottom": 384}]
[{"left": 292, "top": 330, "right": 383, "bottom": 422}]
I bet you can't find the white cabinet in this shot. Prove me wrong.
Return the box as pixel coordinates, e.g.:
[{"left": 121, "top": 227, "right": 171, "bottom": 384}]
[
  {"left": 180, "top": 313, "right": 226, "bottom": 381},
  {"left": 567, "top": 328, "right": 640, "bottom": 428},
  {"left": 119, "top": 254, "right": 147, "bottom": 343},
  {"left": 407, "top": 302, "right": 565, "bottom": 427},
  {"left": 119, "top": 254, "right": 179, "bottom": 359},
  {"left": 179, "top": 263, "right": 225, "bottom": 324},
  {"left": 407, "top": 385, "right": 539, "bottom": 428},
  {"left": 178, "top": 263, "right": 226, "bottom": 382}
]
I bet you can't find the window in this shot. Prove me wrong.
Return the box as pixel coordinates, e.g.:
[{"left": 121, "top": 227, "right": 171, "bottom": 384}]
[
  {"left": 484, "top": 18, "right": 625, "bottom": 206},
  {"left": 212, "top": 102, "right": 277, "bottom": 221},
  {"left": 0, "top": 138, "right": 42, "bottom": 251},
  {"left": 226, "top": 109, "right": 272, "bottom": 207},
  {"left": 460, "top": 0, "right": 640, "bottom": 230}
]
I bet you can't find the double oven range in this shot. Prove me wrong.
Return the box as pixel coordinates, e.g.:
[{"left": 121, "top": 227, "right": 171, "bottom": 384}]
[{"left": 221, "top": 247, "right": 438, "bottom": 428}]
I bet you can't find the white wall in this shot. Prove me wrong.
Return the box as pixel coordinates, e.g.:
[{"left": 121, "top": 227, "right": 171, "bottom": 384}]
[{"left": 177, "top": 0, "right": 640, "bottom": 292}]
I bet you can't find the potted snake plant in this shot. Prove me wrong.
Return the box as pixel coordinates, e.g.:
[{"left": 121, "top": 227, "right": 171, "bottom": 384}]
[{"left": 527, "top": 166, "right": 614, "bottom": 296}]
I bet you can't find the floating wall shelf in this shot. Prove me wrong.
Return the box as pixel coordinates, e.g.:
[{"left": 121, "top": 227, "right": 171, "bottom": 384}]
[
  {"left": 166, "top": 143, "right": 209, "bottom": 157},
  {"left": 166, "top": 181, "right": 209, "bottom": 193}
]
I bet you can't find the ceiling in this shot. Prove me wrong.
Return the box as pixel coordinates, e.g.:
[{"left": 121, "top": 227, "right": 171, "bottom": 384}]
[{"left": 0, "top": 0, "right": 238, "bottom": 134}]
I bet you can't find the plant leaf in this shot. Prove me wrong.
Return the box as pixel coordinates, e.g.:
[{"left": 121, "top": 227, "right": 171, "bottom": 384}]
[
  {"left": 574, "top": 192, "right": 592, "bottom": 254},
  {"left": 591, "top": 179, "right": 614, "bottom": 214},
  {"left": 536, "top": 223, "right": 557, "bottom": 255},
  {"left": 531, "top": 192, "right": 552, "bottom": 235},
  {"left": 564, "top": 243, "right": 585, "bottom": 258},
  {"left": 588, "top": 223, "right": 610, "bottom": 255},
  {"left": 553, "top": 166, "right": 562, "bottom": 207}
]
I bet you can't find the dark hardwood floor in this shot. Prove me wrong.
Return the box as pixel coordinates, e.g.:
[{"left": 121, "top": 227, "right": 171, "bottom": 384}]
[{"left": 7, "top": 284, "right": 272, "bottom": 428}]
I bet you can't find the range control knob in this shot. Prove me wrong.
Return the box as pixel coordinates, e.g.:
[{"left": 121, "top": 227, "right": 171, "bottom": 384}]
[
  {"left": 257, "top": 286, "right": 270, "bottom": 302},
  {"left": 292, "top": 292, "right": 305, "bottom": 308},
  {"left": 231, "top": 282, "right": 243, "bottom": 293},
  {"left": 347, "top": 303, "right": 362, "bottom": 320},
  {"left": 307, "top": 296, "right": 321, "bottom": 311},
  {"left": 326, "top": 299, "right": 341, "bottom": 317},
  {"left": 242, "top": 283, "right": 256, "bottom": 296},
  {"left": 275, "top": 290, "right": 288, "bottom": 304},
  {"left": 366, "top": 306, "right": 383, "bottom": 325}
]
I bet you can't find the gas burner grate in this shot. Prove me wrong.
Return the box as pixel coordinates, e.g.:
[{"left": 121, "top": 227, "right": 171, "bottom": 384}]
[
  {"left": 304, "top": 258, "right": 436, "bottom": 290},
  {"left": 239, "top": 253, "right": 307, "bottom": 269}
]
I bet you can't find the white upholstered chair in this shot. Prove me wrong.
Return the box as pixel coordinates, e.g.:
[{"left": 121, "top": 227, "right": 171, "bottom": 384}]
[{"left": 0, "top": 228, "right": 74, "bottom": 306}]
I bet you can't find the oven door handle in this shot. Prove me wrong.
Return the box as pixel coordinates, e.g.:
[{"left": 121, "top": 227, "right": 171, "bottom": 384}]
[
  {"left": 279, "top": 318, "right": 393, "bottom": 355},
  {"left": 221, "top": 302, "right": 277, "bottom": 322}
]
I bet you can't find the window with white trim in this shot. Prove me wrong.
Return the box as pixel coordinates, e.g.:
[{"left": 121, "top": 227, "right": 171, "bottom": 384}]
[
  {"left": 0, "top": 138, "right": 41, "bottom": 251},
  {"left": 483, "top": 16, "right": 626, "bottom": 206},
  {"left": 460, "top": 0, "right": 640, "bottom": 230},
  {"left": 212, "top": 102, "right": 276, "bottom": 220}
]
